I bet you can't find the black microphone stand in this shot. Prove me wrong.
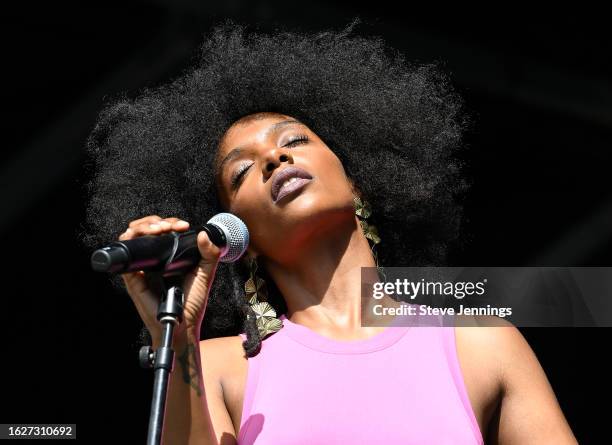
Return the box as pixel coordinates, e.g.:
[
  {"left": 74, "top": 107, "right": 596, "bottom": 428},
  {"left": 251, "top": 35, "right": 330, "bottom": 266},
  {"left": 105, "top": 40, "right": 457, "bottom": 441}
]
[
  {"left": 90, "top": 222, "right": 238, "bottom": 443},
  {"left": 138, "top": 272, "right": 184, "bottom": 445}
]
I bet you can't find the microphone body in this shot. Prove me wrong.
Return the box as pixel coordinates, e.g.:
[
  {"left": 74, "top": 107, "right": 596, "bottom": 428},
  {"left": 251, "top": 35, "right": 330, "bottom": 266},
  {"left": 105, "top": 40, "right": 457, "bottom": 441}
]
[{"left": 90, "top": 213, "right": 249, "bottom": 276}]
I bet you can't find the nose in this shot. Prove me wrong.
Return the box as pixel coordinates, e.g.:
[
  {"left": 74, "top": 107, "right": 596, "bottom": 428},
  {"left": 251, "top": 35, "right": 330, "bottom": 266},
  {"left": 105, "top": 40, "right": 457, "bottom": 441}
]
[{"left": 261, "top": 147, "right": 294, "bottom": 179}]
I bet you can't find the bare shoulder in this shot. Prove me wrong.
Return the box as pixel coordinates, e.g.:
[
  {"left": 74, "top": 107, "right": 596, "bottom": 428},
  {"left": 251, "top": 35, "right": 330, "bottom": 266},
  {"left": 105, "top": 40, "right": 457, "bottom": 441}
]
[
  {"left": 199, "top": 335, "right": 249, "bottom": 391},
  {"left": 199, "top": 335, "right": 248, "bottom": 371},
  {"left": 453, "top": 315, "right": 532, "bottom": 389},
  {"left": 454, "top": 314, "right": 520, "bottom": 357},
  {"left": 454, "top": 315, "right": 578, "bottom": 444},
  {"left": 199, "top": 334, "right": 246, "bottom": 353},
  {"left": 453, "top": 315, "right": 536, "bottom": 378}
]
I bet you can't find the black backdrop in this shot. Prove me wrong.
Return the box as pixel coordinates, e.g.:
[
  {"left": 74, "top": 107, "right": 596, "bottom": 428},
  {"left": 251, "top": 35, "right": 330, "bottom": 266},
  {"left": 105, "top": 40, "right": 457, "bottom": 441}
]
[{"left": 1, "top": 2, "right": 610, "bottom": 443}]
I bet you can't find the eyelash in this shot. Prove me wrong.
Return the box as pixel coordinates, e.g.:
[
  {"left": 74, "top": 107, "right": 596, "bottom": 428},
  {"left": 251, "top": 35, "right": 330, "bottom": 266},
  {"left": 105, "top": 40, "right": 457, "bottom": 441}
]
[
  {"left": 231, "top": 163, "right": 251, "bottom": 188},
  {"left": 284, "top": 134, "right": 309, "bottom": 147},
  {"left": 230, "top": 134, "right": 310, "bottom": 188}
]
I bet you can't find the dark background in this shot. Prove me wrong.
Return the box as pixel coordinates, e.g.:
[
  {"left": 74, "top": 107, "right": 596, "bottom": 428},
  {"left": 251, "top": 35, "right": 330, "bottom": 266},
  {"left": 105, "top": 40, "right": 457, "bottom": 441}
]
[{"left": 1, "top": 1, "right": 610, "bottom": 443}]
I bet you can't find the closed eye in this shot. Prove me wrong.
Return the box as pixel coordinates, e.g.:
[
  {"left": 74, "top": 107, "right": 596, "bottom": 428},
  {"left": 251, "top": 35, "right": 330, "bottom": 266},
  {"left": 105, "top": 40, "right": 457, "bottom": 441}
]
[
  {"left": 230, "top": 162, "right": 252, "bottom": 189},
  {"left": 284, "top": 134, "right": 309, "bottom": 147}
]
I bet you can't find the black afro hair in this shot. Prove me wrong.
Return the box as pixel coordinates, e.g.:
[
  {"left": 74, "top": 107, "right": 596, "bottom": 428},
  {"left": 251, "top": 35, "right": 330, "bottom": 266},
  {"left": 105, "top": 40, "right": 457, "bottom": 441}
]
[{"left": 79, "top": 20, "right": 472, "bottom": 357}]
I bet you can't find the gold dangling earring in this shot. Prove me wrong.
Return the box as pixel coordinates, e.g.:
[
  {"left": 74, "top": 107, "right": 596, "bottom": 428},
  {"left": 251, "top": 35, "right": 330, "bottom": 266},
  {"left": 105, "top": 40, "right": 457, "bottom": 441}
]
[
  {"left": 353, "top": 195, "right": 386, "bottom": 281},
  {"left": 244, "top": 256, "right": 283, "bottom": 338}
]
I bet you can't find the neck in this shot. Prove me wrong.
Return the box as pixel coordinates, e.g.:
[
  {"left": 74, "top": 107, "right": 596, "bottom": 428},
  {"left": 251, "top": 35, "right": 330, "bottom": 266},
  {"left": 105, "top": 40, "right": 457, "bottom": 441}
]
[{"left": 262, "top": 212, "right": 399, "bottom": 338}]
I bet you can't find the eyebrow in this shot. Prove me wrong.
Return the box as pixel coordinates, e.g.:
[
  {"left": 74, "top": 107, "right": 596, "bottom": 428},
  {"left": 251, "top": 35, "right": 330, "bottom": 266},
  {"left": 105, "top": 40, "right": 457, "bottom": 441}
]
[{"left": 215, "top": 119, "right": 303, "bottom": 178}]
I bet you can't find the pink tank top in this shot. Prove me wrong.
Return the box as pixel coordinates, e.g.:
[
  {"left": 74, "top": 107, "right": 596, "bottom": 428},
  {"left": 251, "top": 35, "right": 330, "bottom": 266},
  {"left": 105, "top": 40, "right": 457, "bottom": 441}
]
[{"left": 237, "top": 311, "right": 484, "bottom": 444}]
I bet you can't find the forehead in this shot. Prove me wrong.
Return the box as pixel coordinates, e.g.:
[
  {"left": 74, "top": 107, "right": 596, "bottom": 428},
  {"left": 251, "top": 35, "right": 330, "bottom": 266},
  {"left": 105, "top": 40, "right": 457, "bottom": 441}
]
[{"left": 217, "top": 113, "right": 295, "bottom": 154}]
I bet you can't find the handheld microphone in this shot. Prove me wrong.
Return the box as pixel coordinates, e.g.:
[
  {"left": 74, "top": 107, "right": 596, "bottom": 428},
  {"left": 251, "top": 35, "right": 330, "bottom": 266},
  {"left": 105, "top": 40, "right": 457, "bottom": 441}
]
[{"left": 90, "top": 213, "right": 249, "bottom": 276}]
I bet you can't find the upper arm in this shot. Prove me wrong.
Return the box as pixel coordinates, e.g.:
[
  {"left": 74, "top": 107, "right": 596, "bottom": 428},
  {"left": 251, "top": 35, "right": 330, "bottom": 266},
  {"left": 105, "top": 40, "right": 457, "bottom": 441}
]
[
  {"left": 490, "top": 325, "right": 578, "bottom": 444},
  {"left": 199, "top": 338, "right": 237, "bottom": 445}
]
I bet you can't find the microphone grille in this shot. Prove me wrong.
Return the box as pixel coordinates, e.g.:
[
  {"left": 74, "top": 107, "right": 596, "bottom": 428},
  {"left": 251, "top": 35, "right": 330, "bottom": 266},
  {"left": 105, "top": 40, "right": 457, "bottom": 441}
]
[{"left": 207, "top": 213, "right": 250, "bottom": 263}]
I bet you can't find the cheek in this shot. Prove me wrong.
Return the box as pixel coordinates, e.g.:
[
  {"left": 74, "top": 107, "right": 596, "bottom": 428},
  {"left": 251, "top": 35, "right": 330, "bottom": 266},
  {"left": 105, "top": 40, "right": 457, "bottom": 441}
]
[
  {"left": 225, "top": 173, "right": 262, "bottom": 211},
  {"left": 228, "top": 188, "right": 271, "bottom": 231},
  {"left": 316, "top": 154, "right": 352, "bottom": 194},
  {"left": 236, "top": 206, "right": 274, "bottom": 254}
]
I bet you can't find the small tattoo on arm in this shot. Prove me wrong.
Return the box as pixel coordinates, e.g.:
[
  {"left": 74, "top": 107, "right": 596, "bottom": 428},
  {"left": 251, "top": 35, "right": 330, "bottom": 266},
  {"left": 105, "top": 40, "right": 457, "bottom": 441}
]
[{"left": 177, "top": 343, "right": 202, "bottom": 397}]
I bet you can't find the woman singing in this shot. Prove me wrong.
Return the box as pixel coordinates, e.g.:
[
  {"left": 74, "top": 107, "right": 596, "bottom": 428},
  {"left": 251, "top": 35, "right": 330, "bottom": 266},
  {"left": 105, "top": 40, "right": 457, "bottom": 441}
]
[{"left": 81, "top": 21, "right": 578, "bottom": 444}]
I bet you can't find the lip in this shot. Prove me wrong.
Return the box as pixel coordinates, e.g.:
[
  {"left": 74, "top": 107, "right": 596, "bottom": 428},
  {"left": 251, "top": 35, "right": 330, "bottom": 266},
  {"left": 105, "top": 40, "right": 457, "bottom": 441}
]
[{"left": 271, "top": 166, "right": 313, "bottom": 203}]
